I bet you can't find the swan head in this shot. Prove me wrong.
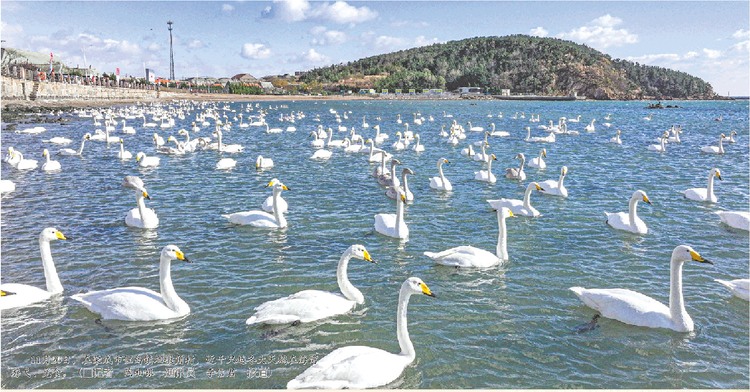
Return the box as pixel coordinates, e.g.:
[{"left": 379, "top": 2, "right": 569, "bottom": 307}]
[
  {"left": 84, "top": 133, "right": 91, "bottom": 139},
  {"left": 671, "top": 245, "right": 712, "bottom": 265},
  {"left": 529, "top": 182, "right": 542, "bottom": 192},
  {"left": 136, "top": 152, "right": 145, "bottom": 162},
  {"left": 391, "top": 158, "right": 401, "bottom": 167},
  {"left": 541, "top": 149, "right": 547, "bottom": 158},
  {"left": 720, "top": 133, "right": 726, "bottom": 139},
  {"left": 712, "top": 168, "right": 722, "bottom": 180},
  {"left": 439, "top": 158, "right": 449, "bottom": 165},
  {"left": 40, "top": 227, "right": 66, "bottom": 242},
  {"left": 266, "top": 179, "right": 289, "bottom": 191},
  {"left": 561, "top": 166, "right": 568, "bottom": 176},
  {"left": 42, "top": 149, "right": 50, "bottom": 158},
  {"left": 403, "top": 277, "right": 436, "bottom": 298},
  {"left": 349, "top": 244, "right": 374, "bottom": 263},
  {"left": 494, "top": 207, "right": 514, "bottom": 220},
  {"left": 632, "top": 190, "right": 652, "bottom": 205},
  {"left": 491, "top": 154, "right": 497, "bottom": 161},
  {"left": 516, "top": 153, "right": 526, "bottom": 161},
  {"left": 161, "top": 245, "right": 190, "bottom": 263},
  {"left": 402, "top": 167, "right": 415, "bottom": 176}
]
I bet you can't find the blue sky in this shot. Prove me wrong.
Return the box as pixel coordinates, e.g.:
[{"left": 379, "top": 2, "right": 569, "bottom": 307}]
[{"left": 2, "top": 1, "right": 748, "bottom": 95}]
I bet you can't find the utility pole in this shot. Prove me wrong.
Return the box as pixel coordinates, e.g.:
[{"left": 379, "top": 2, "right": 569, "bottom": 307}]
[{"left": 167, "top": 21, "right": 175, "bottom": 81}]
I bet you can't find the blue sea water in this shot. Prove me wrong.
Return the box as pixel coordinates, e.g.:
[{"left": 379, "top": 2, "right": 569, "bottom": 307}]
[{"left": 1, "top": 98, "right": 748, "bottom": 389}]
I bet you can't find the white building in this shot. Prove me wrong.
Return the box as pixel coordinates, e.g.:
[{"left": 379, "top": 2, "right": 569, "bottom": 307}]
[{"left": 458, "top": 87, "right": 482, "bottom": 95}]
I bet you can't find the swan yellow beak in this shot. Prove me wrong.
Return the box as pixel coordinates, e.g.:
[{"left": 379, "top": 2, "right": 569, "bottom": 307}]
[
  {"left": 142, "top": 191, "right": 150, "bottom": 200},
  {"left": 1, "top": 290, "right": 16, "bottom": 296},
  {"left": 175, "top": 250, "right": 190, "bottom": 262},
  {"left": 363, "top": 250, "right": 374, "bottom": 263},
  {"left": 690, "top": 249, "right": 712, "bottom": 264},
  {"left": 444, "top": 159, "right": 450, "bottom": 164},
  {"left": 534, "top": 183, "right": 542, "bottom": 191},
  {"left": 715, "top": 171, "right": 722, "bottom": 180},
  {"left": 400, "top": 193, "right": 406, "bottom": 202},
  {"left": 420, "top": 282, "right": 436, "bottom": 297},
  {"left": 55, "top": 230, "right": 67, "bottom": 240},
  {"left": 542, "top": 150, "right": 547, "bottom": 158},
  {"left": 282, "top": 185, "right": 290, "bottom": 191},
  {"left": 508, "top": 210, "right": 515, "bottom": 218},
  {"left": 642, "top": 195, "right": 652, "bottom": 205}
]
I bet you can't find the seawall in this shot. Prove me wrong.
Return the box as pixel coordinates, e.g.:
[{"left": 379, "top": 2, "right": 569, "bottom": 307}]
[{"left": 1, "top": 76, "right": 168, "bottom": 103}]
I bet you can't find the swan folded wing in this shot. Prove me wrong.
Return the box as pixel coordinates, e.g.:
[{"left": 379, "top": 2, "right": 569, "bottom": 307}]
[
  {"left": 684, "top": 188, "right": 707, "bottom": 201},
  {"left": 716, "top": 211, "right": 750, "bottom": 230},
  {"left": 71, "top": 287, "right": 184, "bottom": 321},
  {"left": 715, "top": 279, "right": 750, "bottom": 300},
  {"left": 487, "top": 198, "right": 522, "bottom": 211},
  {"left": 605, "top": 212, "right": 629, "bottom": 229},
  {"left": 424, "top": 246, "right": 500, "bottom": 268},
  {"left": 287, "top": 346, "right": 406, "bottom": 389},
  {"left": 248, "top": 291, "right": 354, "bottom": 324},
  {"left": 571, "top": 288, "right": 672, "bottom": 329},
  {"left": 223, "top": 211, "right": 277, "bottom": 227},
  {"left": 538, "top": 180, "right": 558, "bottom": 192},
  {"left": 429, "top": 177, "right": 443, "bottom": 189},
  {"left": 0, "top": 283, "right": 52, "bottom": 310},
  {"left": 126, "top": 208, "right": 159, "bottom": 228},
  {"left": 374, "top": 213, "right": 396, "bottom": 233}
]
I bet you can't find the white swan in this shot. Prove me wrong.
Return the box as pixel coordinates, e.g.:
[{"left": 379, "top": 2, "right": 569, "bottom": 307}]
[
  {"left": 0, "top": 180, "right": 15, "bottom": 194},
  {"left": 474, "top": 131, "right": 490, "bottom": 147},
  {"left": 539, "top": 166, "right": 568, "bottom": 197},
  {"left": 684, "top": 168, "right": 721, "bottom": 203},
  {"left": 287, "top": 277, "right": 434, "bottom": 389},
  {"left": 570, "top": 245, "right": 711, "bottom": 332},
  {"left": 374, "top": 187, "right": 408, "bottom": 240},
  {"left": 135, "top": 152, "right": 160, "bottom": 167},
  {"left": 424, "top": 208, "right": 514, "bottom": 268},
  {"left": 392, "top": 132, "right": 405, "bottom": 151},
  {"left": 310, "top": 131, "right": 325, "bottom": 149},
  {"left": 715, "top": 211, "right": 750, "bottom": 231},
  {"left": 701, "top": 133, "right": 726, "bottom": 154},
  {"left": 256, "top": 155, "right": 274, "bottom": 170},
  {"left": 584, "top": 119, "right": 596, "bottom": 132},
  {"left": 246, "top": 245, "right": 374, "bottom": 325},
  {"left": 727, "top": 130, "right": 737, "bottom": 143},
  {"left": 715, "top": 278, "right": 749, "bottom": 301},
  {"left": 123, "top": 176, "right": 159, "bottom": 229},
  {"left": 13, "top": 151, "right": 38, "bottom": 170},
  {"left": 467, "top": 121, "right": 484, "bottom": 132},
  {"left": 214, "top": 129, "right": 244, "bottom": 153},
  {"left": 605, "top": 190, "right": 651, "bottom": 234},
  {"left": 262, "top": 178, "right": 289, "bottom": 214},
  {"left": 648, "top": 132, "right": 669, "bottom": 152},
  {"left": 223, "top": 181, "right": 288, "bottom": 228},
  {"left": 528, "top": 149, "right": 546, "bottom": 169},
  {"left": 429, "top": 158, "right": 452, "bottom": 191},
  {"left": 310, "top": 148, "right": 333, "bottom": 160},
  {"left": 412, "top": 134, "right": 425, "bottom": 152},
  {"left": 489, "top": 123, "right": 510, "bottom": 137},
  {"left": 71, "top": 245, "right": 191, "bottom": 321},
  {"left": 118, "top": 140, "right": 133, "bottom": 160},
  {"left": 121, "top": 119, "right": 136, "bottom": 134},
  {"left": 474, "top": 154, "right": 497, "bottom": 183},
  {"left": 461, "top": 144, "right": 475, "bottom": 157},
  {"left": 473, "top": 142, "right": 492, "bottom": 162},
  {"left": 0, "top": 228, "right": 67, "bottom": 310},
  {"left": 487, "top": 182, "right": 542, "bottom": 217},
  {"left": 609, "top": 129, "right": 622, "bottom": 144},
  {"left": 505, "top": 153, "right": 526, "bottom": 181},
  {"left": 216, "top": 157, "right": 237, "bottom": 170},
  {"left": 525, "top": 126, "right": 555, "bottom": 143},
  {"left": 5, "top": 147, "right": 21, "bottom": 166},
  {"left": 386, "top": 168, "right": 414, "bottom": 201},
  {"left": 41, "top": 149, "right": 61, "bottom": 172},
  {"left": 326, "top": 128, "right": 346, "bottom": 148},
  {"left": 44, "top": 136, "right": 72, "bottom": 145}
]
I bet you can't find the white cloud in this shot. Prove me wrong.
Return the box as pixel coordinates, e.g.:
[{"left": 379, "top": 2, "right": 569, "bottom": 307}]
[
  {"left": 702, "top": 48, "right": 722, "bottom": 59},
  {"left": 222, "top": 4, "right": 235, "bottom": 14},
  {"left": 390, "top": 19, "right": 429, "bottom": 28},
  {"left": 265, "top": 0, "right": 376, "bottom": 24},
  {"left": 529, "top": 27, "right": 548, "bottom": 37},
  {"left": 732, "top": 29, "right": 750, "bottom": 40},
  {"left": 556, "top": 14, "right": 638, "bottom": 49},
  {"left": 147, "top": 43, "right": 162, "bottom": 52},
  {"left": 188, "top": 39, "right": 205, "bottom": 49},
  {"left": 241, "top": 43, "right": 271, "bottom": 59},
  {"left": 373, "top": 35, "right": 407, "bottom": 50},
  {"left": 414, "top": 36, "right": 439, "bottom": 47},
  {"left": 310, "top": 26, "right": 347, "bottom": 46},
  {"left": 302, "top": 48, "right": 329, "bottom": 63},
  {"left": 0, "top": 21, "right": 24, "bottom": 45},
  {"left": 684, "top": 51, "right": 699, "bottom": 59},
  {"left": 626, "top": 53, "right": 681, "bottom": 63}
]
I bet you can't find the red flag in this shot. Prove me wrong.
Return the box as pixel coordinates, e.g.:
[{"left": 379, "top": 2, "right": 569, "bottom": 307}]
[{"left": 116, "top": 68, "right": 120, "bottom": 76}]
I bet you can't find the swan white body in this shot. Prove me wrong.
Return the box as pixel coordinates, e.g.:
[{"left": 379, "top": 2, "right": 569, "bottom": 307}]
[
  {"left": 13, "top": 151, "right": 38, "bottom": 170},
  {"left": 41, "top": 149, "right": 61, "bottom": 172},
  {"left": 0, "top": 180, "right": 15, "bottom": 194},
  {"left": 487, "top": 182, "right": 542, "bottom": 217},
  {"left": 287, "top": 277, "right": 434, "bottom": 389},
  {"left": 610, "top": 130, "right": 622, "bottom": 144},
  {"left": 71, "top": 245, "right": 191, "bottom": 321},
  {"left": 584, "top": 119, "right": 596, "bottom": 132},
  {"left": 310, "top": 149, "right": 332, "bottom": 160},
  {"left": 0, "top": 228, "right": 67, "bottom": 310},
  {"left": 123, "top": 176, "right": 159, "bottom": 229},
  {"left": 715, "top": 211, "right": 750, "bottom": 231},
  {"left": 505, "top": 153, "right": 526, "bottom": 180},
  {"left": 605, "top": 190, "right": 651, "bottom": 234},
  {"left": 474, "top": 154, "right": 497, "bottom": 183},
  {"left": 136, "top": 152, "right": 160, "bottom": 167},
  {"left": 118, "top": 140, "right": 133, "bottom": 160},
  {"left": 684, "top": 168, "right": 721, "bottom": 203},
  {"left": 246, "top": 245, "right": 374, "bottom": 325},
  {"left": 412, "top": 134, "right": 425, "bottom": 152},
  {"left": 216, "top": 157, "right": 237, "bottom": 170},
  {"left": 570, "top": 245, "right": 712, "bottom": 332},
  {"left": 223, "top": 181, "right": 288, "bottom": 228},
  {"left": 374, "top": 188, "right": 408, "bottom": 240},
  {"left": 701, "top": 134, "right": 726, "bottom": 154},
  {"left": 429, "top": 158, "right": 452, "bottom": 191},
  {"left": 424, "top": 208, "right": 513, "bottom": 268},
  {"left": 256, "top": 155, "right": 274, "bottom": 170},
  {"left": 648, "top": 132, "right": 669, "bottom": 152},
  {"left": 45, "top": 136, "right": 72, "bottom": 145},
  {"left": 715, "top": 279, "right": 749, "bottom": 301},
  {"left": 539, "top": 166, "right": 568, "bottom": 197},
  {"left": 528, "top": 149, "right": 547, "bottom": 169}
]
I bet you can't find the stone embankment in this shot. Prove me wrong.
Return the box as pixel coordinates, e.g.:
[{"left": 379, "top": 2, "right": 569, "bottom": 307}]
[{"left": 1, "top": 76, "right": 170, "bottom": 104}]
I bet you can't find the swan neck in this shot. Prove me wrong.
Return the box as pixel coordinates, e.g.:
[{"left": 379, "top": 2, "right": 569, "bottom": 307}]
[
  {"left": 396, "top": 286, "right": 416, "bottom": 361},
  {"left": 136, "top": 192, "right": 148, "bottom": 222},
  {"left": 336, "top": 249, "right": 364, "bottom": 304},
  {"left": 40, "top": 238, "right": 63, "bottom": 294},
  {"left": 558, "top": 172, "right": 566, "bottom": 187},
  {"left": 669, "top": 259, "right": 689, "bottom": 326},
  {"left": 707, "top": 172, "right": 715, "bottom": 199},
  {"left": 159, "top": 257, "right": 188, "bottom": 313},
  {"left": 402, "top": 172, "right": 410, "bottom": 193},
  {"left": 395, "top": 191, "right": 405, "bottom": 237},
  {"left": 628, "top": 197, "right": 638, "bottom": 227},
  {"left": 78, "top": 138, "right": 87, "bottom": 154},
  {"left": 437, "top": 161, "right": 445, "bottom": 180},
  {"left": 496, "top": 213, "right": 508, "bottom": 260},
  {"left": 272, "top": 187, "right": 286, "bottom": 227},
  {"left": 718, "top": 137, "right": 724, "bottom": 153},
  {"left": 523, "top": 185, "right": 534, "bottom": 208}
]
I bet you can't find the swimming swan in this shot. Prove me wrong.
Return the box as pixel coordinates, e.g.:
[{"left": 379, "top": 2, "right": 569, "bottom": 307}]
[
  {"left": 246, "top": 245, "right": 374, "bottom": 325},
  {"left": 71, "top": 245, "right": 191, "bottom": 321},
  {"left": 528, "top": 149, "right": 547, "bottom": 169},
  {"left": 223, "top": 181, "right": 289, "bottom": 228},
  {"left": 41, "top": 149, "right": 61, "bottom": 172},
  {"left": 58, "top": 134, "right": 91, "bottom": 156},
  {"left": 505, "top": 153, "right": 526, "bottom": 180},
  {"left": 118, "top": 140, "right": 133, "bottom": 160},
  {"left": 386, "top": 168, "right": 414, "bottom": 201},
  {"left": 539, "top": 166, "right": 568, "bottom": 197},
  {"left": 262, "top": 178, "right": 289, "bottom": 214},
  {"left": 374, "top": 188, "right": 408, "bottom": 240},
  {"left": 714, "top": 278, "right": 749, "bottom": 301},
  {"left": 605, "top": 190, "right": 651, "bottom": 234},
  {"left": 715, "top": 211, "right": 750, "bottom": 231},
  {"left": 429, "top": 158, "right": 452, "bottom": 191},
  {"left": 701, "top": 133, "right": 726, "bottom": 154},
  {"left": 684, "top": 168, "right": 721, "bottom": 203},
  {"left": 287, "top": 277, "right": 435, "bottom": 389},
  {"left": 256, "top": 155, "right": 274, "bottom": 170},
  {"left": 570, "top": 245, "right": 711, "bottom": 332},
  {"left": 487, "top": 182, "right": 542, "bottom": 217},
  {"left": 123, "top": 176, "right": 159, "bottom": 229},
  {"left": 0, "top": 228, "right": 67, "bottom": 310},
  {"left": 136, "top": 152, "right": 160, "bottom": 167},
  {"left": 474, "top": 154, "right": 498, "bottom": 183},
  {"left": 424, "top": 208, "right": 514, "bottom": 268}
]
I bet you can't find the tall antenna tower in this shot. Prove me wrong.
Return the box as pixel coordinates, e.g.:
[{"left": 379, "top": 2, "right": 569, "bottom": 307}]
[{"left": 167, "top": 21, "right": 175, "bottom": 81}]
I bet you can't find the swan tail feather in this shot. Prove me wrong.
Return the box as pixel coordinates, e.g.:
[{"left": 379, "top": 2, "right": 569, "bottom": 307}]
[{"left": 569, "top": 287, "right": 586, "bottom": 297}]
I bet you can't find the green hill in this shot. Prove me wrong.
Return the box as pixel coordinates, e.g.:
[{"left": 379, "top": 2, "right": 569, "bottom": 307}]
[{"left": 300, "top": 35, "right": 716, "bottom": 99}]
